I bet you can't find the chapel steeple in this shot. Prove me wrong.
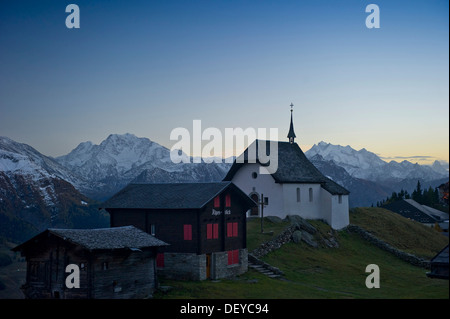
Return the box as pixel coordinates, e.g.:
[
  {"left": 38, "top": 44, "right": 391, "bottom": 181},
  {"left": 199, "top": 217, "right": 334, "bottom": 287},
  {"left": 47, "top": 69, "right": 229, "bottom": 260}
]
[{"left": 287, "top": 103, "right": 296, "bottom": 144}]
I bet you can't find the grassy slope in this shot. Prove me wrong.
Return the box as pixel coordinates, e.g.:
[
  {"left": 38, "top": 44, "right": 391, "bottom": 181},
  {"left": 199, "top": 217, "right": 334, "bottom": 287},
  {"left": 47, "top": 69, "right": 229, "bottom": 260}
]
[
  {"left": 156, "top": 208, "right": 449, "bottom": 299},
  {"left": 349, "top": 207, "right": 448, "bottom": 259},
  {"left": 1, "top": 208, "right": 448, "bottom": 299}
]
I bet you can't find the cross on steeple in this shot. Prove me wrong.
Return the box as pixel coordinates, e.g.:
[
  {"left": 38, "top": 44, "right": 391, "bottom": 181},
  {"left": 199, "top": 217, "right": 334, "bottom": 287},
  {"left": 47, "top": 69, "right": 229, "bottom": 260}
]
[{"left": 287, "top": 103, "right": 296, "bottom": 144}]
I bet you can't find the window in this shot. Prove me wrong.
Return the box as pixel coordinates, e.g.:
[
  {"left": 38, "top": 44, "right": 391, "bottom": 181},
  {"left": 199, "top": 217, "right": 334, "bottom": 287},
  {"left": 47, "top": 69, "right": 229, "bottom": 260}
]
[
  {"left": 214, "top": 196, "right": 220, "bottom": 208},
  {"left": 296, "top": 188, "right": 301, "bottom": 202},
  {"left": 149, "top": 224, "right": 156, "bottom": 236},
  {"left": 183, "top": 224, "right": 192, "bottom": 240},
  {"left": 102, "top": 262, "right": 109, "bottom": 270},
  {"left": 338, "top": 195, "right": 342, "bottom": 204},
  {"left": 309, "top": 188, "right": 313, "bottom": 202},
  {"left": 156, "top": 253, "right": 164, "bottom": 268},
  {"left": 207, "top": 223, "right": 219, "bottom": 239},
  {"left": 227, "top": 222, "right": 238, "bottom": 237},
  {"left": 252, "top": 172, "right": 258, "bottom": 179},
  {"left": 227, "top": 250, "right": 239, "bottom": 265},
  {"left": 225, "top": 193, "right": 231, "bottom": 207}
]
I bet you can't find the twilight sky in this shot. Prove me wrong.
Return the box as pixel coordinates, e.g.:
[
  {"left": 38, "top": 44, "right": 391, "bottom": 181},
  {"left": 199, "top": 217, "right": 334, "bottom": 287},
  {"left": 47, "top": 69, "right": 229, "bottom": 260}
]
[{"left": 0, "top": 0, "right": 448, "bottom": 164}]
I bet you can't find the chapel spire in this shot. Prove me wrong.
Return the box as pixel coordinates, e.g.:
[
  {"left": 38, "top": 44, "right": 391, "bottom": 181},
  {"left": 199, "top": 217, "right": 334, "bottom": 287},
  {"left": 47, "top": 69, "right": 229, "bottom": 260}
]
[{"left": 287, "top": 103, "right": 296, "bottom": 144}]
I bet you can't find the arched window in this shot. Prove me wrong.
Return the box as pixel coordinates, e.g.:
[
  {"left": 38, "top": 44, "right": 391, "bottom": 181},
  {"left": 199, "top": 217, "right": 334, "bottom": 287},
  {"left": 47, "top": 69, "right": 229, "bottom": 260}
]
[
  {"left": 309, "top": 188, "right": 313, "bottom": 202},
  {"left": 296, "top": 188, "right": 301, "bottom": 202}
]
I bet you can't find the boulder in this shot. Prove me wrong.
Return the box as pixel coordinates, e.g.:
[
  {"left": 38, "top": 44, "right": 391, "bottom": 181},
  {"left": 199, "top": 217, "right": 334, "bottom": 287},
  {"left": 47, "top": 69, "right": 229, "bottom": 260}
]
[
  {"left": 285, "top": 215, "right": 317, "bottom": 234},
  {"left": 292, "top": 230, "right": 302, "bottom": 244},
  {"left": 265, "top": 216, "right": 283, "bottom": 224},
  {"left": 301, "top": 231, "right": 318, "bottom": 248}
]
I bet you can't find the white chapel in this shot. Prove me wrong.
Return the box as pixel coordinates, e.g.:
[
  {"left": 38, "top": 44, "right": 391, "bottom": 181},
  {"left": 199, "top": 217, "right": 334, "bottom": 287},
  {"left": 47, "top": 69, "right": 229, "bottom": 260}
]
[{"left": 223, "top": 105, "right": 350, "bottom": 230}]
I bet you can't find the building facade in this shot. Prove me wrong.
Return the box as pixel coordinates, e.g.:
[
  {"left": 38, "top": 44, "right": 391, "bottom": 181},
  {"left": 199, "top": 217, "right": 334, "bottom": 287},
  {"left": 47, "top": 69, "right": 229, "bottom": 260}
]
[
  {"left": 12, "top": 226, "right": 168, "bottom": 299},
  {"left": 223, "top": 107, "right": 350, "bottom": 230},
  {"left": 102, "top": 182, "right": 256, "bottom": 280}
]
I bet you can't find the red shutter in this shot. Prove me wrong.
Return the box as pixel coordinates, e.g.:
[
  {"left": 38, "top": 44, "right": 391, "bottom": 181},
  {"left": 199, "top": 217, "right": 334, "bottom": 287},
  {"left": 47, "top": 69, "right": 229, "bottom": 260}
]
[
  {"left": 227, "top": 222, "right": 233, "bottom": 237},
  {"left": 213, "top": 223, "right": 219, "bottom": 239},
  {"left": 233, "top": 222, "right": 238, "bottom": 237},
  {"left": 156, "top": 253, "right": 164, "bottom": 268},
  {"left": 214, "top": 196, "right": 220, "bottom": 208},
  {"left": 225, "top": 194, "right": 231, "bottom": 207},
  {"left": 227, "top": 251, "right": 233, "bottom": 265},
  {"left": 184, "top": 224, "right": 192, "bottom": 240},
  {"left": 207, "top": 224, "right": 212, "bottom": 239},
  {"left": 233, "top": 249, "right": 239, "bottom": 264}
]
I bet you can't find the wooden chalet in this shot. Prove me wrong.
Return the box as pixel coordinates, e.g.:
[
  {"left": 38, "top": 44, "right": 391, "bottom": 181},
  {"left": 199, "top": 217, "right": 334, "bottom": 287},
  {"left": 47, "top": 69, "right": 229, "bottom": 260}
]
[
  {"left": 427, "top": 245, "right": 449, "bottom": 280},
  {"left": 12, "top": 226, "right": 168, "bottom": 299},
  {"left": 101, "top": 181, "right": 256, "bottom": 280}
]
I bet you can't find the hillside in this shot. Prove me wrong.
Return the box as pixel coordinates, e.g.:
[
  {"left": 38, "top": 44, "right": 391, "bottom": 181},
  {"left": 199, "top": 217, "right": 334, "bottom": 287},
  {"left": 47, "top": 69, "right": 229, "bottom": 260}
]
[
  {"left": 156, "top": 209, "right": 448, "bottom": 299},
  {"left": 1, "top": 209, "right": 448, "bottom": 299},
  {"left": 349, "top": 207, "right": 448, "bottom": 259}
]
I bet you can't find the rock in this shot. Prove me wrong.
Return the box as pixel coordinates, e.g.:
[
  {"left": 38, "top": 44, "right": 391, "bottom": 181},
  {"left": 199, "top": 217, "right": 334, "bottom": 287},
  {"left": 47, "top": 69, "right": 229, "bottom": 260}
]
[
  {"left": 265, "top": 216, "right": 283, "bottom": 224},
  {"left": 324, "top": 237, "right": 339, "bottom": 248},
  {"left": 301, "top": 231, "right": 318, "bottom": 248},
  {"left": 292, "top": 230, "right": 302, "bottom": 244},
  {"left": 285, "top": 215, "right": 317, "bottom": 234}
]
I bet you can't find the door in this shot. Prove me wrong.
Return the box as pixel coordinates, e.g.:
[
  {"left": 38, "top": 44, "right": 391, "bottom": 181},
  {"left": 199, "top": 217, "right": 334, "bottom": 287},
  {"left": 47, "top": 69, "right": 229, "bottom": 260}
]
[
  {"left": 206, "top": 254, "right": 211, "bottom": 279},
  {"left": 250, "top": 193, "right": 259, "bottom": 216}
]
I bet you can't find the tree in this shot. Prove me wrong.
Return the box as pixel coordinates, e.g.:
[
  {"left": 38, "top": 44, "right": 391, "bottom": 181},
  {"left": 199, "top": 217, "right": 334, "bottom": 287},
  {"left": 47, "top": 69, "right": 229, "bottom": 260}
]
[
  {"left": 404, "top": 190, "right": 411, "bottom": 199},
  {"left": 412, "top": 180, "right": 423, "bottom": 203}
]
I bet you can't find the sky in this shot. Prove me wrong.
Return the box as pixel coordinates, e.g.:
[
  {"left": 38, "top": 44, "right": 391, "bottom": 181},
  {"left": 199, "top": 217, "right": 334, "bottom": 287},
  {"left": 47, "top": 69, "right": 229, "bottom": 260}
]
[{"left": 0, "top": 0, "right": 448, "bottom": 165}]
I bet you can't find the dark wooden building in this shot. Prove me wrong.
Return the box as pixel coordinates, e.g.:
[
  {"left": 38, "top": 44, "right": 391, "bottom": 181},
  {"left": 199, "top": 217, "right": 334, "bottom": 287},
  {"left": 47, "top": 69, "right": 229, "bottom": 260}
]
[
  {"left": 427, "top": 245, "right": 449, "bottom": 280},
  {"left": 382, "top": 199, "right": 443, "bottom": 226},
  {"left": 101, "top": 182, "right": 256, "bottom": 280},
  {"left": 12, "top": 226, "right": 168, "bottom": 299}
]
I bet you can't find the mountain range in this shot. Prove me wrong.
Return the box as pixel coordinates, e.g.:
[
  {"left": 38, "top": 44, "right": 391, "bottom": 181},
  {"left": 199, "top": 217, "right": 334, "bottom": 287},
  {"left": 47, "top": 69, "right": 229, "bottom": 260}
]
[
  {"left": 55, "top": 133, "right": 231, "bottom": 200},
  {"left": 305, "top": 142, "right": 448, "bottom": 207},
  {"left": 0, "top": 136, "right": 108, "bottom": 242},
  {"left": 1, "top": 134, "right": 448, "bottom": 241}
]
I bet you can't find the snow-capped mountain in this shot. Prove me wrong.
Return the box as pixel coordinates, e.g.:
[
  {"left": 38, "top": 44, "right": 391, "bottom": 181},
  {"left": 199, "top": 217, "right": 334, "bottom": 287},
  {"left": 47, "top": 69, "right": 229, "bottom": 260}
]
[
  {"left": 0, "top": 137, "right": 107, "bottom": 242},
  {"left": 55, "top": 133, "right": 232, "bottom": 200},
  {"left": 305, "top": 141, "right": 448, "bottom": 183},
  {"left": 0, "top": 136, "right": 86, "bottom": 190}
]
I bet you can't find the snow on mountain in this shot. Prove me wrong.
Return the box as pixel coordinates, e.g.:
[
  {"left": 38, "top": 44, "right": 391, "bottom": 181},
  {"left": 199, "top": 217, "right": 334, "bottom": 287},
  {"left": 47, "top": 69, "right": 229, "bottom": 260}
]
[
  {"left": 56, "top": 133, "right": 170, "bottom": 182},
  {"left": 0, "top": 136, "right": 87, "bottom": 198},
  {"left": 55, "top": 133, "right": 232, "bottom": 200},
  {"left": 0, "top": 137, "right": 107, "bottom": 242},
  {"left": 430, "top": 160, "right": 449, "bottom": 175},
  {"left": 308, "top": 154, "right": 393, "bottom": 207},
  {"left": 306, "top": 141, "right": 448, "bottom": 183}
]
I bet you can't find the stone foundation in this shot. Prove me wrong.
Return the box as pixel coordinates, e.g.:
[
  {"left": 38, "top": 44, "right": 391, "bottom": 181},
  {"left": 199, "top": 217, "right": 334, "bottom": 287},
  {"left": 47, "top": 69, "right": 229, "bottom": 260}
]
[{"left": 158, "top": 249, "right": 248, "bottom": 281}]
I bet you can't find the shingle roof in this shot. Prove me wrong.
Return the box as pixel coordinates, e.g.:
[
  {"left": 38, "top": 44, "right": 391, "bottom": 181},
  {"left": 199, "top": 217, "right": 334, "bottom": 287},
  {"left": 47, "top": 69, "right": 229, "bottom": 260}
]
[
  {"left": 383, "top": 200, "right": 439, "bottom": 224},
  {"left": 223, "top": 140, "right": 349, "bottom": 195},
  {"left": 13, "top": 226, "right": 168, "bottom": 252},
  {"left": 101, "top": 181, "right": 256, "bottom": 210},
  {"left": 321, "top": 177, "right": 350, "bottom": 195},
  {"left": 431, "top": 245, "right": 449, "bottom": 265}
]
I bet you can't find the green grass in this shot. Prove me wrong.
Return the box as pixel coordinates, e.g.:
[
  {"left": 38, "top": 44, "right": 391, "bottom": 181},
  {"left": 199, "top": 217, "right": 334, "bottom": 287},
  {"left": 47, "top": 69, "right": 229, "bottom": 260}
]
[
  {"left": 155, "top": 209, "right": 449, "bottom": 299},
  {"left": 350, "top": 207, "right": 449, "bottom": 259},
  {"left": 246, "top": 217, "right": 291, "bottom": 251}
]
